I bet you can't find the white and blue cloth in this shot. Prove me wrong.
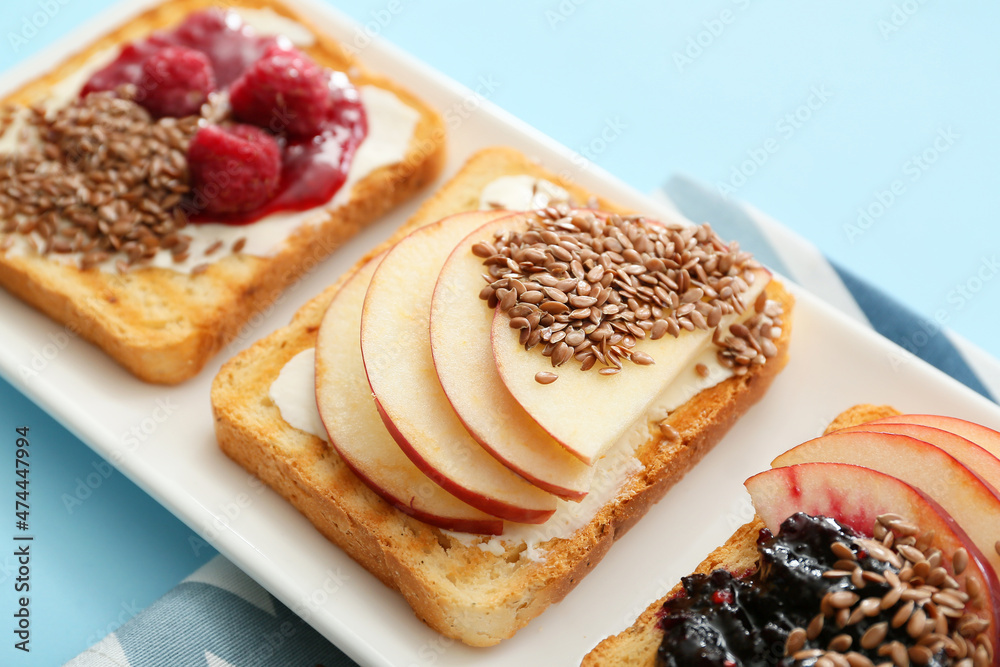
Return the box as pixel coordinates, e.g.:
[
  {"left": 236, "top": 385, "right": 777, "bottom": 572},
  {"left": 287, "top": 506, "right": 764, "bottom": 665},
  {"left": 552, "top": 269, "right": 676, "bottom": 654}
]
[{"left": 64, "top": 177, "right": 999, "bottom": 667}]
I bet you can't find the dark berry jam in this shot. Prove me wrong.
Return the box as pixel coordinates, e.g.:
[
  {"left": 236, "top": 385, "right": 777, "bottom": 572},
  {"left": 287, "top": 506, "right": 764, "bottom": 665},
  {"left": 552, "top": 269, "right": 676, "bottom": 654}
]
[
  {"left": 80, "top": 9, "right": 367, "bottom": 225},
  {"left": 656, "top": 513, "right": 952, "bottom": 667}
]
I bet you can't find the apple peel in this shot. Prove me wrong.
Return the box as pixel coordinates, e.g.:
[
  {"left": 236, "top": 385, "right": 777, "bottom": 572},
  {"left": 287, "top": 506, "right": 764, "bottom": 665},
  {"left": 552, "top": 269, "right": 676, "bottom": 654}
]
[
  {"left": 361, "top": 211, "right": 558, "bottom": 524},
  {"left": 747, "top": 461, "right": 1000, "bottom": 655},
  {"left": 430, "top": 213, "right": 594, "bottom": 499},
  {"left": 315, "top": 254, "right": 503, "bottom": 535}
]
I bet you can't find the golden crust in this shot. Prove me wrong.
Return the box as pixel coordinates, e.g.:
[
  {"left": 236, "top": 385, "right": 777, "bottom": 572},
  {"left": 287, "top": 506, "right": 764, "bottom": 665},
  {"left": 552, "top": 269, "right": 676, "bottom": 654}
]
[
  {"left": 211, "top": 146, "right": 795, "bottom": 647},
  {"left": 582, "top": 404, "right": 897, "bottom": 666},
  {"left": 823, "top": 404, "right": 901, "bottom": 435},
  {"left": 0, "top": 0, "right": 445, "bottom": 384}
]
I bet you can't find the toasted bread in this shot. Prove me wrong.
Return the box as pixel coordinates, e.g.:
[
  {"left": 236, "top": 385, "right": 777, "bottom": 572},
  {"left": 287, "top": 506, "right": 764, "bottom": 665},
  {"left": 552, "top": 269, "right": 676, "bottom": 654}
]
[
  {"left": 0, "top": 0, "right": 445, "bottom": 384},
  {"left": 211, "top": 146, "right": 794, "bottom": 647},
  {"left": 581, "top": 404, "right": 906, "bottom": 666}
]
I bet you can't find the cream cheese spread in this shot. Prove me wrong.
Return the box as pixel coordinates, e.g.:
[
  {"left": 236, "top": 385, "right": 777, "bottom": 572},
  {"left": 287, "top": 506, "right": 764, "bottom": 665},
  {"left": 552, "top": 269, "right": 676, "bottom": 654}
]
[
  {"left": 269, "top": 348, "right": 328, "bottom": 440},
  {"left": 479, "top": 175, "right": 571, "bottom": 211},
  {"left": 269, "top": 344, "right": 735, "bottom": 559}
]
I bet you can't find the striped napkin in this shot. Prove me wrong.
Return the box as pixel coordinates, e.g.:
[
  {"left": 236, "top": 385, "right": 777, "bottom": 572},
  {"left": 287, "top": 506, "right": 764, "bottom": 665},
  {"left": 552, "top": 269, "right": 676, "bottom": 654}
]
[{"left": 64, "top": 177, "right": 999, "bottom": 667}]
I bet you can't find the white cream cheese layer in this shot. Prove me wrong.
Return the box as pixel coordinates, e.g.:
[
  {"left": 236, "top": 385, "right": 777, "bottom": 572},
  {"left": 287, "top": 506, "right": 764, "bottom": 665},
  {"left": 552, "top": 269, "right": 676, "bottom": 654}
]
[
  {"left": 0, "top": 12, "right": 418, "bottom": 274},
  {"left": 478, "top": 175, "right": 571, "bottom": 211},
  {"left": 269, "top": 348, "right": 327, "bottom": 439},
  {"left": 270, "top": 345, "right": 735, "bottom": 558}
]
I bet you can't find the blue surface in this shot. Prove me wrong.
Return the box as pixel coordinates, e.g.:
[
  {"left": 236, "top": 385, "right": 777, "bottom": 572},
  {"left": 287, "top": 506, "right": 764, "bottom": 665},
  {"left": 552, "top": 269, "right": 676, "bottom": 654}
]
[
  {"left": 0, "top": 1, "right": 998, "bottom": 664},
  {"left": 0, "top": 377, "right": 214, "bottom": 665}
]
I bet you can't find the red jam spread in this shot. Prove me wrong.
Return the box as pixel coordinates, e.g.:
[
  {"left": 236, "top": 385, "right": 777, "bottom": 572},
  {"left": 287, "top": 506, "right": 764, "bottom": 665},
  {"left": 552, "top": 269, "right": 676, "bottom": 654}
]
[{"left": 80, "top": 9, "right": 367, "bottom": 224}]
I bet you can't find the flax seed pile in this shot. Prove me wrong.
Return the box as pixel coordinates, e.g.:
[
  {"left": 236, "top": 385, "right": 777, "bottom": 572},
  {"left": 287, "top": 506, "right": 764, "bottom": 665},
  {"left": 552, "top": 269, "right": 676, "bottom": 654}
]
[
  {"left": 0, "top": 91, "right": 241, "bottom": 272},
  {"left": 476, "top": 206, "right": 783, "bottom": 380},
  {"left": 783, "top": 513, "right": 994, "bottom": 667}
]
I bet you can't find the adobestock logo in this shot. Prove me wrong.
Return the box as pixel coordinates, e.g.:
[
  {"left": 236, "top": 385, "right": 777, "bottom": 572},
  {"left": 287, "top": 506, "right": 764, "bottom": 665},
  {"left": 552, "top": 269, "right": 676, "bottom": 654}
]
[
  {"left": 343, "top": 0, "right": 404, "bottom": 55},
  {"left": 843, "top": 126, "right": 958, "bottom": 244},
  {"left": 885, "top": 252, "right": 997, "bottom": 372},
  {"left": 549, "top": 114, "right": 629, "bottom": 190},
  {"left": 877, "top": 0, "right": 930, "bottom": 39},
  {"left": 672, "top": 0, "right": 755, "bottom": 73},
  {"left": 7, "top": 0, "right": 73, "bottom": 53},
  {"left": 946, "top": 254, "right": 1000, "bottom": 312},
  {"left": 717, "top": 85, "right": 833, "bottom": 198},
  {"left": 106, "top": 397, "right": 180, "bottom": 468},
  {"left": 16, "top": 324, "right": 80, "bottom": 382},
  {"left": 61, "top": 459, "right": 116, "bottom": 514},
  {"left": 544, "top": 0, "right": 588, "bottom": 29},
  {"left": 291, "top": 566, "right": 353, "bottom": 623}
]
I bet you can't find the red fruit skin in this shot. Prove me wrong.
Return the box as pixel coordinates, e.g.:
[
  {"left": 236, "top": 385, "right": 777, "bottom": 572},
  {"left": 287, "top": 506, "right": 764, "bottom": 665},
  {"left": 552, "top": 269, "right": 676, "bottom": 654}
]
[
  {"left": 135, "top": 46, "right": 216, "bottom": 118},
  {"left": 229, "top": 45, "right": 331, "bottom": 138},
  {"left": 186, "top": 124, "right": 282, "bottom": 215}
]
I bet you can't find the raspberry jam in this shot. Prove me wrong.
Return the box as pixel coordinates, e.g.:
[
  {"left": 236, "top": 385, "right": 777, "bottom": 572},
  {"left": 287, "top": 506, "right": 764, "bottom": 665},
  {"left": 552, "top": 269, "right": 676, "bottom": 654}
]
[
  {"left": 656, "top": 514, "right": 953, "bottom": 667},
  {"left": 81, "top": 9, "right": 367, "bottom": 224}
]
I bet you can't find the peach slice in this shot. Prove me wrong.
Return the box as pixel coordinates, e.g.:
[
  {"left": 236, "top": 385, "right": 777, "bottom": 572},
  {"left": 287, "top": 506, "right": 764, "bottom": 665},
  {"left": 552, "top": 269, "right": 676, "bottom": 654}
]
[
  {"left": 837, "top": 421, "right": 1000, "bottom": 495},
  {"left": 315, "top": 255, "right": 502, "bottom": 535},
  {"left": 747, "top": 462, "right": 1000, "bottom": 645},
  {"left": 869, "top": 414, "right": 1000, "bottom": 461},
  {"left": 491, "top": 256, "right": 772, "bottom": 465},
  {"left": 361, "top": 211, "right": 558, "bottom": 524},
  {"left": 429, "top": 214, "right": 594, "bottom": 499},
  {"left": 772, "top": 431, "right": 1000, "bottom": 579}
]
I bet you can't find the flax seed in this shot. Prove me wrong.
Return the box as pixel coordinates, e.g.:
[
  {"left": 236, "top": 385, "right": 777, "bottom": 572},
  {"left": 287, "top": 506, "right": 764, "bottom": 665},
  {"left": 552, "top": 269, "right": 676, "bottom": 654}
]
[
  {"left": 534, "top": 372, "right": 557, "bottom": 385},
  {"left": 0, "top": 93, "right": 203, "bottom": 272},
  {"left": 476, "top": 210, "right": 774, "bottom": 377},
  {"left": 785, "top": 627, "right": 807, "bottom": 655}
]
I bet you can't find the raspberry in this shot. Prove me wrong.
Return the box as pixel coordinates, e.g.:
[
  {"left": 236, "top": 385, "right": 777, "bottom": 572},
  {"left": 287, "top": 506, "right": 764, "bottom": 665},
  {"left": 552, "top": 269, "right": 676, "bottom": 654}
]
[
  {"left": 229, "top": 45, "right": 330, "bottom": 138},
  {"left": 187, "top": 124, "right": 282, "bottom": 215},
  {"left": 137, "top": 46, "right": 216, "bottom": 118}
]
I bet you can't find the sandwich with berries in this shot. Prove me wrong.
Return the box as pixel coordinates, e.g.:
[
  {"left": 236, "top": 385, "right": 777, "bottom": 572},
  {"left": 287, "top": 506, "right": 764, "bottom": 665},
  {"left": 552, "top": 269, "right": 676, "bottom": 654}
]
[
  {"left": 0, "top": 0, "right": 444, "bottom": 383},
  {"left": 584, "top": 405, "right": 1000, "bottom": 667}
]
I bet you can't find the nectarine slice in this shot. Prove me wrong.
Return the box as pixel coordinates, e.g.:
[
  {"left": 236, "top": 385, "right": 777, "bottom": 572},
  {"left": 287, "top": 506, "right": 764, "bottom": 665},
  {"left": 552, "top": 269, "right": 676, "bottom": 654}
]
[
  {"left": 361, "top": 211, "right": 558, "bottom": 524},
  {"left": 870, "top": 414, "right": 1000, "bottom": 462},
  {"left": 430, "top": 214, "right": 594, "bottom": 499},
  {"left": 315, "top": 255, "right": 503, "bottom": 535},
  {"left": 747, "top": 462, "right": 1000, "bottom": 648},
  {"left": 491, "top": 267, "right": 771, "bottom": 465},
  {"left": 838, "top": 422, "right": 1000, "bottom": 495},
  {"left": 773, "top": 431, "right": 1000, "bottom": 580}
]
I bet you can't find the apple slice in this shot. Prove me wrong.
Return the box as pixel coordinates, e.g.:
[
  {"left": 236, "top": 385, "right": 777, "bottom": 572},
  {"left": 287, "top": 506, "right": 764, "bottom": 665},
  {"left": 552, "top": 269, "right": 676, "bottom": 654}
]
[
  {"left": 430, "top": 214, "right": 594, "bottom": 499},
  {"left": 772, "top": 431, "right": 1000, "bottom": 578},
  {"left": 491, "top": 257, "right": 772, "bottom": 464},
  {"left": 315, "top": 255, "right": 502, "bottom": 535},
  {"left": 868, "top": 414, "right": 1000, "bottom": 461},
  {"left": 361, "top": 211, "right": 558, "bottom": 524},
  {"left": 837, "top": 422, "right": 1000, "bottom": 495},
  {"left": 746, "top": 462, "right": 1000, "bottom": 646}
]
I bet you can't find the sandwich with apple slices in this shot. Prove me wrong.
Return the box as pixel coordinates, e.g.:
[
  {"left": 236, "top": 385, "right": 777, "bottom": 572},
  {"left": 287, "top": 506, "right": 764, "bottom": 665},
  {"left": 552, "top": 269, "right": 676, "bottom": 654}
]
[
  {"left": 211, "top": 146, "right": 794, "bottom": 646},
  {"left": 584, "top": 404, "right": 1000, "bottom": 666}
]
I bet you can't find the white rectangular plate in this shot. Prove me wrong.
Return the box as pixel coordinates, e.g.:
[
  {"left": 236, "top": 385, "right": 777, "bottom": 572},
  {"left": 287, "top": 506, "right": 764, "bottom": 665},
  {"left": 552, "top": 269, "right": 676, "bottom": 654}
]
[{"left": 2, "top": 1, "right": 999, "bottom": 665}]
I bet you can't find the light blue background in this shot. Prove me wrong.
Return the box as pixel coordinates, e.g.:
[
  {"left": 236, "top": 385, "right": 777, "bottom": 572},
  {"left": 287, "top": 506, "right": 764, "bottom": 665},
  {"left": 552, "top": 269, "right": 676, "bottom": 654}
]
[{"left": 0, "top": 1, "right": 998, "bottom": 664}]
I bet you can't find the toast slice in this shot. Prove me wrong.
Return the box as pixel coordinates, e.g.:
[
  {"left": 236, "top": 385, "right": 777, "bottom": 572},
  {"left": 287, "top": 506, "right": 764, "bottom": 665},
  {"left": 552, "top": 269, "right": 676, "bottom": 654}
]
[
  {"left": 580, "top": 405, "right": 911, "bottom": 666},
  {"left": 211, "top": 146, "right": 795, "bottom": 647},
  {"left": 0, "top": 0, "right": 445, "bottom": 384}
]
